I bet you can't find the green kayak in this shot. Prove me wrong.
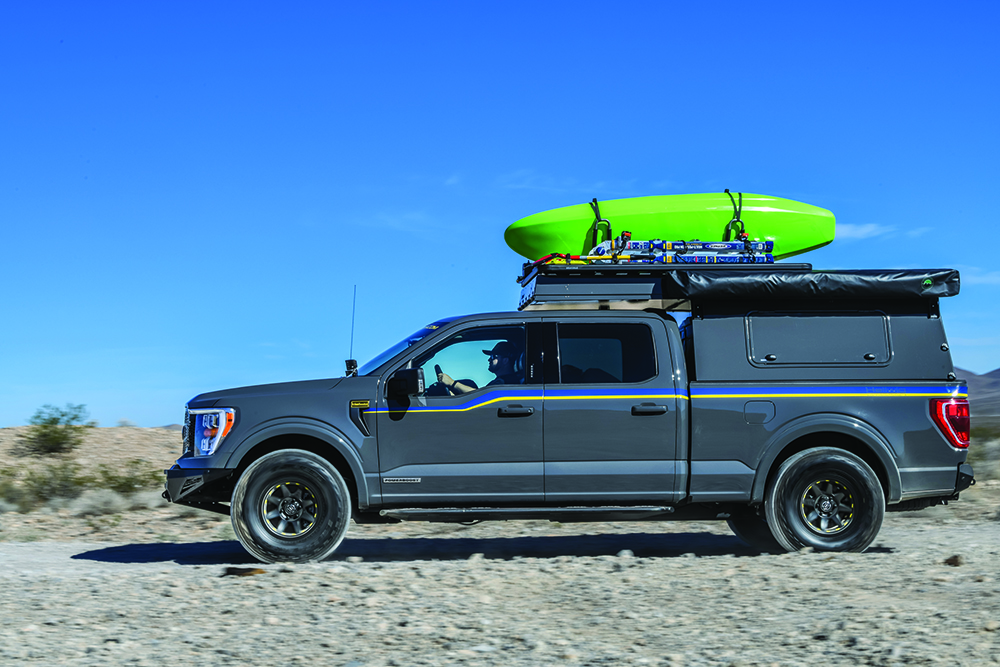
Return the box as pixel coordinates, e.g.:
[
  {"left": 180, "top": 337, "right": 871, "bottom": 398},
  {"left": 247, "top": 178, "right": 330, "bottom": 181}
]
[{"left": 504, "top": 193, "right": 835, "bottom": 260}]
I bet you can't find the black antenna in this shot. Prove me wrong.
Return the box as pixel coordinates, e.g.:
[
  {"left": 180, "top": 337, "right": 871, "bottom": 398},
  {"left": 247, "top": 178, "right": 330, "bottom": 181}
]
[{"left": 349, "top": 284, "right": 357, "bottom": 360}]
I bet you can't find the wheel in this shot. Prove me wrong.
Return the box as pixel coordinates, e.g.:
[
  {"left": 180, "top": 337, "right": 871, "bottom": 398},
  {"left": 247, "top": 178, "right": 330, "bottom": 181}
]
[
  {"left": 231, "top": 449, "right": 351, "bottom": 563},
  {"left": 765, "top": 447, "right": 884, "bottom": 553},
  {"left": 726, "top": 507, "right": 782, "bottom": 552}
]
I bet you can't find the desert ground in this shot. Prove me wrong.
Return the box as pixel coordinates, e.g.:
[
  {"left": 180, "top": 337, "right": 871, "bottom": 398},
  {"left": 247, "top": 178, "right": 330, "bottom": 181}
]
[{"left": 1, "top": 426, "right": 998, "bottom": 666}]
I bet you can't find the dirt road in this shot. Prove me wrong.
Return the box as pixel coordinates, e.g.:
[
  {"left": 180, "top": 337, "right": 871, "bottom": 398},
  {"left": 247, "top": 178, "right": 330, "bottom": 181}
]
[{"left": 2, "top": 507, "right": 999, "bottom": 666}]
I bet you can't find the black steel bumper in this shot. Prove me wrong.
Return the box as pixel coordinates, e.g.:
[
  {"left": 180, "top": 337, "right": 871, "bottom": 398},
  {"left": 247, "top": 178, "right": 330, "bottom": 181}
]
[{"left": 163, "top": 465, "right": 233, "bottom": 503}]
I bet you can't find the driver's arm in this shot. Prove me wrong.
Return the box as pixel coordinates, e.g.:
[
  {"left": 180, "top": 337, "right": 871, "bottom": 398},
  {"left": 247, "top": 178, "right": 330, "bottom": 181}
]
[{"left": 437, "top": 371, "right": 473, "bottom": 394}]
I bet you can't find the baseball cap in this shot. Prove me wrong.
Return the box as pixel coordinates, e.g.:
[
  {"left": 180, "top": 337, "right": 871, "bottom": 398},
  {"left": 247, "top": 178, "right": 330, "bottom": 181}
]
[{"left": 482, "top": 341, "right": 519, "bottom": 358}]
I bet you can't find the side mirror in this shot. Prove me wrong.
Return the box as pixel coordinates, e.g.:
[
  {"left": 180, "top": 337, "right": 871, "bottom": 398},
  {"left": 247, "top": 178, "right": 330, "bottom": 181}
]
[
  {"left": 345, "top": 359, "right": 358, "bottom": 377},
  {"left": 388, "top": 367, "right": 425, "bottom": 397}
]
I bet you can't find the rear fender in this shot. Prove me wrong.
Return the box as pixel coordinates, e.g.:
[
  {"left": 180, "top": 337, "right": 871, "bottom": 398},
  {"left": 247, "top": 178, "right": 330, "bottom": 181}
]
[
  {"left": 751, "top": 414, "right": 902, "bottom": 504},
  {"left": 222, "top": 419, "right": 371, "bottom": 508}
]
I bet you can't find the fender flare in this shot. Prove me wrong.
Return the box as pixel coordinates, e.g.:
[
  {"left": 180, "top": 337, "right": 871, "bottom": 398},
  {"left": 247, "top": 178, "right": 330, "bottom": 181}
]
[
  {"left": 750, "top": 413, "right": 902, "bottom": 504},
  {"left": 222, "top": 419, "right": 371, "bottom": 508}
]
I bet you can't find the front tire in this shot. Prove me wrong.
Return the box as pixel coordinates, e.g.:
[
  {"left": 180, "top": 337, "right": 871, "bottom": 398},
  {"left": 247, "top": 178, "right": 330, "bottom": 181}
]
[
  {"left": 765, "top": 447, "right": 884, "bottom": 553},
  {"left": 231, "top": 449, "right": 351, "bottom": 563}
]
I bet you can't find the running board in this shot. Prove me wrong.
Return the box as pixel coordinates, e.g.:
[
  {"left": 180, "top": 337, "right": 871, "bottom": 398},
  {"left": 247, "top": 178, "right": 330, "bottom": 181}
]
[{"left": 378, "top": 505, "right": 675, "bottom": 522}]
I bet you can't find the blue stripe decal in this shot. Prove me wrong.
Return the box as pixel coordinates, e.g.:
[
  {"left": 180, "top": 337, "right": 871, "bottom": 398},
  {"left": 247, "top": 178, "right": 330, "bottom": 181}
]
[
  {"left": 367, "top": 385, "right": 967, "bottom": 414},
  {"left": 545, "top": 387, "right": 687, "bottom": 398},
  {"left": 368, "top": 388, "right": 686, "bottom": 415},
  {"left": 690, "top": 385, "right": 968, "bottom": 399}
]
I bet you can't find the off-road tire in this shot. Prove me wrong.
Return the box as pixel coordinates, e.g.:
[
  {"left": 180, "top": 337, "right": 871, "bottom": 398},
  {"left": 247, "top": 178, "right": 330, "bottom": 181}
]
[
  {"left": 765, "top": 447, "right": 884, "bottom": 553},
  {"left": 231, "top": 449, "right": 351, "bottom": 563},
  {"left": 726, "top": 507, "right": 783, "bottom": 552}
]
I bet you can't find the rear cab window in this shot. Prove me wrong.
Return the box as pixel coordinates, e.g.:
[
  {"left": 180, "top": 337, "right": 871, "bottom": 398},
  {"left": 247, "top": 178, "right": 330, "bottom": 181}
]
[{"left": 556, "top": 323, "right": 656, "bottom": 384}]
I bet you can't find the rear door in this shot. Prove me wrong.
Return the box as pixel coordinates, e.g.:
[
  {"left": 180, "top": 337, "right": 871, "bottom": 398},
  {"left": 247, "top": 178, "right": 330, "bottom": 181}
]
[{"left": 542, "top": 316, "right": 682, "bottom": 503}]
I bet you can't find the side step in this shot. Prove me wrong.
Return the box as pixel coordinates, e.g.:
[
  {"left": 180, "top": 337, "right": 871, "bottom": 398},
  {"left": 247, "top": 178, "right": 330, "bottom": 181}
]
[{"left": 378, "top": 505, "right": 675, "bottom": 523}]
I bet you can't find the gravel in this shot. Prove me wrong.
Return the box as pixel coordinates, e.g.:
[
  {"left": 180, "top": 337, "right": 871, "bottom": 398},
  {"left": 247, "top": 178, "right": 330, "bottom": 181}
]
[
  {"left": 1, "top": 427, "right": 998, "bottom": 665},
  {"left": 2, "top": 508, "right": 999, "bottom": 665}
]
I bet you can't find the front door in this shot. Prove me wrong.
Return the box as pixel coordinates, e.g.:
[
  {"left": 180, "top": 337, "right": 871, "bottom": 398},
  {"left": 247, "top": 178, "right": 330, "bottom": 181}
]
[
  {"left": 376, "top": 322, "right": 543, "bottom": 505},
  {"left": 543, "top": 319, "right": 681, "bottom": 503}
]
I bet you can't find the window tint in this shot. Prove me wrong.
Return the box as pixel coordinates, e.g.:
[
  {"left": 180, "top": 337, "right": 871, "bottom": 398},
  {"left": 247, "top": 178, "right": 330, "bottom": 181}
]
[
  {"left": 413, "top": 325, "right": 526, "bottom": 397},
  {"left": 557, "top": 323, "right": 656, "bottom": 384}
]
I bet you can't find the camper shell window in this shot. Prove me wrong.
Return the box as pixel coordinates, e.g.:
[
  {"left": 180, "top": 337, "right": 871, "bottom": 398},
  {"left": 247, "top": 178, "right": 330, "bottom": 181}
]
[{"left": 746, "top": 311, "right": 891, "bottom": 367}]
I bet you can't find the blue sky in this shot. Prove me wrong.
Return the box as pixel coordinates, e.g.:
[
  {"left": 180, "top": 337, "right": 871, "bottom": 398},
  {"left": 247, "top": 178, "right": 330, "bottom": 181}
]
[{"left": 2, "top": 2, "right": 998, "bottom": 427}]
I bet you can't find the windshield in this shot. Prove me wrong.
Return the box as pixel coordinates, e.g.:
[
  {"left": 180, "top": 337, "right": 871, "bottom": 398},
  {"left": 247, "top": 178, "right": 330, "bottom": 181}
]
[{"left": 357, "top": 318, "right": 457, "bottom": 376}]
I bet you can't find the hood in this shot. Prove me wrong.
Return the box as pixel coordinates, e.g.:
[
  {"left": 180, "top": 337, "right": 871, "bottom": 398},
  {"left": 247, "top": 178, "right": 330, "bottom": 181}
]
[{"left": 188, "top": 378, "right": 345, "bottom": 408}]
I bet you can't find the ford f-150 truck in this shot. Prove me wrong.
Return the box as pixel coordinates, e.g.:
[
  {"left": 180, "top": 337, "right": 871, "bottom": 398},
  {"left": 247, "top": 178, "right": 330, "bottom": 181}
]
[{"left": 165, "top": 263, "right": 975, "bottom": 563}]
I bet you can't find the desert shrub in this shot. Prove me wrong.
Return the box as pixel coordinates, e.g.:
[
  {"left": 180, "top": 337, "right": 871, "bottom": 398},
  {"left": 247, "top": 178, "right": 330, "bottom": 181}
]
[
  {"left": 18, "top": 404, "right": 95, "bottom": 456},
  {"left": 94, "top": 460, "right": 164, "bottom": 495},
  {"left": 71, "top": 489, "right": 130, "bottom": 516},
  {"left": 969, "top": 418, "right": 1000, "bottom": 480},
  {"left": 0, "top": 467, "right": 30, "bottom": 511},
  {"left": 22, "top": 461, "right": 93, "bottom": 505},
  {"left": 0, "top": 459, "right": 164, "bottom": 513},
  {"left": 128, "top": 489, "right": 168, "bottom": 511},
  {"left": 971, "top": 420, "right": 1000, "bottom": 444},
  {"left": 967, "top": 437, "right": 1000, "bottom": 481}
]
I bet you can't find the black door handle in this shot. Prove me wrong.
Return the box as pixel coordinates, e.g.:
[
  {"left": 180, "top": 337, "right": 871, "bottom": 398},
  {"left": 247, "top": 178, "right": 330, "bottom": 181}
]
[
  {"left": 498, "top": 404, "right": 534, "bottom": 418},
  {"left": 631, "top": 403, "right": 668, "bottom": 416}
]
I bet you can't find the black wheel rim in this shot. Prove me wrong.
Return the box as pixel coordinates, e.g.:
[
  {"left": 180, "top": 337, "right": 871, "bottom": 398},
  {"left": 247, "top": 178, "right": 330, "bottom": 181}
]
[
  {"left": 260, "top": 481, "right": 318, "bottom": 537},
  {"left": 799, "top": 478, "right": 854, "bottom": 535}
]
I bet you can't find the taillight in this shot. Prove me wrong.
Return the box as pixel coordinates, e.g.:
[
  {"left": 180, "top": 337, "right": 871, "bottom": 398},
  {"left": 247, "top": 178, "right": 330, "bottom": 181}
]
[{"left": 930, "top": 398, "right": 970, "bottom": 448}]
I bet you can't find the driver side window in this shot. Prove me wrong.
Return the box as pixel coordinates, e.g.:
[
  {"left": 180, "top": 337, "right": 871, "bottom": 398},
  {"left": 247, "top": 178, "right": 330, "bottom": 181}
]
[{"left": 414, "top": 325, "right": 526, "bottom": 397}]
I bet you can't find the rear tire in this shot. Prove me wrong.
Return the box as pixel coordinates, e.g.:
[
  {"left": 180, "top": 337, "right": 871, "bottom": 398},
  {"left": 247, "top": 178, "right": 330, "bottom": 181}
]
[
  {"left": 726, "top": 507, "right": 782, "bottom": 552},
  {"left": 231, "top": 449, "right": 351, "bottom": 563},
  {"left": 765, "top": 447, "right": 884, "bottom": 553}
]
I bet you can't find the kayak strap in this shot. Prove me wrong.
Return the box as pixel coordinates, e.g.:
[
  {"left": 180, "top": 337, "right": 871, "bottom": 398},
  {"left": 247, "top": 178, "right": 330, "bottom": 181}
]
[
  {"left": 723, "top": 189, "right": 746, "bottom": 242},
  {"left": 589, "top": 198, "right": 612, "bottom": 249}
]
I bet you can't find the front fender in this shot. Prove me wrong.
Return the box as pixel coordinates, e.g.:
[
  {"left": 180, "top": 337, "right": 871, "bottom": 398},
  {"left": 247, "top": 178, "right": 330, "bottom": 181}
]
[
  {"left": 222, "top": 419, "right": 371, "bottom": 509},
  {"left": 750, "top": 413, "right": 902, "bottom": 504}
]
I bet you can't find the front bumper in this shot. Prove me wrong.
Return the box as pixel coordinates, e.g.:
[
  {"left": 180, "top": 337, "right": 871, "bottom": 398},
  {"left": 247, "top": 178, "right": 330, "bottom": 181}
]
[{"left": 163, "top": 465, "right": 234, "bottom": 503}]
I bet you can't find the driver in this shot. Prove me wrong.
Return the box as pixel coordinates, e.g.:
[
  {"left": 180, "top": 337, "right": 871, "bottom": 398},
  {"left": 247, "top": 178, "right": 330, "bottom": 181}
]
[{"left": 437, "top": 341, "right": 521, "bottom": 394}]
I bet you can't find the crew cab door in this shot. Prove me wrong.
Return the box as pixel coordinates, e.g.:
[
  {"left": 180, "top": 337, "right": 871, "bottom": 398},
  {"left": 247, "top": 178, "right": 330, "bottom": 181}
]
[
  {"left": 375, "top": 321, "right": 543, "bottom": 505},
  {"left": 542, "top": 316, "right": 682, "bottom": 503}
]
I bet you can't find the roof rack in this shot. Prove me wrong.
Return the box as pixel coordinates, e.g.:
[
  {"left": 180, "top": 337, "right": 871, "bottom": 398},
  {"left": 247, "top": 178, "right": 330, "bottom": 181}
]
[{"left": 517, "top": 263, "right": 960, "bottom": 311}]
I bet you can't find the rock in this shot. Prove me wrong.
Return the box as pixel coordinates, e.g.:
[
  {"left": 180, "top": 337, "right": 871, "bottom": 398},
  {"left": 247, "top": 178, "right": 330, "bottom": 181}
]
[
  {"left": 944, "top": 554, "right": 963, "bottom": 566},
  {"left": 221, "top": 567, "right": 266, "bottom": 577},
  {"left": 617, "top": 549, "right": 634, "bottom": 558}
]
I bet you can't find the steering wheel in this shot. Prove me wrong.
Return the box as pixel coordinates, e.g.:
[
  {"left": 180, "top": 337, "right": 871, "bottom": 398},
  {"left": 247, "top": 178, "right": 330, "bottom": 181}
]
[
  {"left": 424, "top": 364, "right": 452, "bottom": 397},
  {"left": 424, "top": 364, "right": 479, "bottom": 396}
]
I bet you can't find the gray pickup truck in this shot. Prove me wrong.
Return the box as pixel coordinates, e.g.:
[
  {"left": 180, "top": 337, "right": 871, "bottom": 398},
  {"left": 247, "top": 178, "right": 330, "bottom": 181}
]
[{"left": 165, "top": 264, "right": 975, "bottom": 563}]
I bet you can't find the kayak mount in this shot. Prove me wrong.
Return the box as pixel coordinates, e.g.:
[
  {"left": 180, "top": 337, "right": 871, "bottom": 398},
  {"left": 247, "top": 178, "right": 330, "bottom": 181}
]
[{"left": 589, "top": 198, "right": 612, "bottom": 249}]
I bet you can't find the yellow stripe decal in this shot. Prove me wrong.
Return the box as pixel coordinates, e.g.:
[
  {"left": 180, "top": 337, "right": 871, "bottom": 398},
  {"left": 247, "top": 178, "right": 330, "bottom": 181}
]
[{"left": 368, "top": 385, "right": 964, "bottom": 415}]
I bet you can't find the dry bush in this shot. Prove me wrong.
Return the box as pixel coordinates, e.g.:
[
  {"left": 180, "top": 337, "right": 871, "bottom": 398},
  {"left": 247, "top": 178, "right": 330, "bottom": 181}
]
[{"left": 17, "top": 404, "right": 95, "bottom": 457}]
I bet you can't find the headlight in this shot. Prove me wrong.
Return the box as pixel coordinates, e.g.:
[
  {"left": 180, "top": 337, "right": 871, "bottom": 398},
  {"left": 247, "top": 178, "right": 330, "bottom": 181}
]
[{"left": 188, "top": 408, "right": 236, "bottom": 456}]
